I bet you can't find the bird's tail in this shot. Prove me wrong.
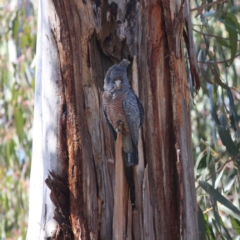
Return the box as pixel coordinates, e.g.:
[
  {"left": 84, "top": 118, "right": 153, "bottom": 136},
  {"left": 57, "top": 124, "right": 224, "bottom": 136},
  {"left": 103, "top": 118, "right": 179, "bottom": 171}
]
[{"left": 123, "top": 148, "right": 138, "bottom": 167}]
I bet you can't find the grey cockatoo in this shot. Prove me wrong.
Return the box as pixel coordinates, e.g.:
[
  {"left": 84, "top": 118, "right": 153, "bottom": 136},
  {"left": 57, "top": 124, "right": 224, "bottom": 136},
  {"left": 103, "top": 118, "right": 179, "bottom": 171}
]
[{"left": 102, "top": 59, "right": 144, "bottom": 167}]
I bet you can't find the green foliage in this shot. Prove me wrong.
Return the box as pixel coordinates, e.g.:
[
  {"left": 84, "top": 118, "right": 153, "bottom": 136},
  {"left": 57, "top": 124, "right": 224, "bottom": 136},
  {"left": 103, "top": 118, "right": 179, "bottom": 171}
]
[
  {"left": 191, "top": 0, "right": 240, "bottom": 239},
  {"left": 0, "top": 0, "right": 36, "bottom": 239}
]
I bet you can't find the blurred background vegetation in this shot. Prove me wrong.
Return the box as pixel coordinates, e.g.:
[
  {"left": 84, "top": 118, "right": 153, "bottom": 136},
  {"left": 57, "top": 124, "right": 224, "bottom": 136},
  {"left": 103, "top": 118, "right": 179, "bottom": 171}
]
[
  {"left": 0, "top": 0, "right": 239, "bottom": 239},
  {"left": 191, "top": 0, "right": 240, "bottom": 239},
  {"left": 0, "top": 0, "right": 36, "bottom": 239}
]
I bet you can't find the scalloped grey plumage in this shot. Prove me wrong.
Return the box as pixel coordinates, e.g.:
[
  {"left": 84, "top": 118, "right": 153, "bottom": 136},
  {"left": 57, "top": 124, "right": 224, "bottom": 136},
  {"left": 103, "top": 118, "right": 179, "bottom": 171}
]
[{"left": 102, "top": 59, "right": 144, "bottom": 167}]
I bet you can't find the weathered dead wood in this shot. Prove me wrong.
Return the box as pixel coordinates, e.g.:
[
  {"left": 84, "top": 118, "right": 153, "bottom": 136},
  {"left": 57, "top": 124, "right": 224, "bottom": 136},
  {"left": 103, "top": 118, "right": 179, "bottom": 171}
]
[
  {"left": 175, "top": 143, "right": 184, "bottom": 238},
  {"left": 29, "top": 0, "right": 199, "bottom": 239},
  {"left": 132, "top": 56, "right": 144, "bottom": 173},
  {"left": 45, "top": 172, "right": 74, "bottom": 239},
  {"left": 142, "top": 166, "right": 154, "bottom": 240},
  {"left": 113, "top": 126, "right": 128, "bottom": 240},
  {"left": 50, "top": 1, "right": 90, "bottom": 238},
  {"left": 132, "top": 168, "right": 144, "bottom": 240},
  {"left": 184, "top": 0, "right": 200, "bottom": 91},
  {"left": 132, "top": 56, "right": 144, "bottom": 240},
  {"left": 127, "top": 197, "right": 132, "bottom": 240}
]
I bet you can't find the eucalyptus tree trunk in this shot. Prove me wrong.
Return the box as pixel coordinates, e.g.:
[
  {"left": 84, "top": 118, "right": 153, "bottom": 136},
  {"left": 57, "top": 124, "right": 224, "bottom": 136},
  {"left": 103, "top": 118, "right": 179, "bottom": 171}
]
[{"left": 27, "top": 0, "right": 199, "bottom": 239}]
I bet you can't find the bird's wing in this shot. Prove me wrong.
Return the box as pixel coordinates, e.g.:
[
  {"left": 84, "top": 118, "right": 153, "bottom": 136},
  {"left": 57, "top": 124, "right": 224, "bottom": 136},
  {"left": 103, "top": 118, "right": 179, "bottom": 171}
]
[
  {"left": 123, "top": 89, "right": 144, "bottom": 146},
  {"left": 103, "top": 104, "right": 117, "bottom": 140}
]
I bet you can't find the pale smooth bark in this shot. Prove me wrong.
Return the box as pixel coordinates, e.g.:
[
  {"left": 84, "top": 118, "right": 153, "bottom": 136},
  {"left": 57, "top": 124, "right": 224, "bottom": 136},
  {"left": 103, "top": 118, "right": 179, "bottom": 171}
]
[{"left": 27, "top": 0, "right": 63, "bottom": 238}]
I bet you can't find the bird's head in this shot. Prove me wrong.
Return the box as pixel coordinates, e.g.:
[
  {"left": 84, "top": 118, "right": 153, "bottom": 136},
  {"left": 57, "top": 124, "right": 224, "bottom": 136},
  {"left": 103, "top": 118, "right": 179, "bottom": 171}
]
[{"left": 104, "top": 59, "right": 130, "bottom": 93}]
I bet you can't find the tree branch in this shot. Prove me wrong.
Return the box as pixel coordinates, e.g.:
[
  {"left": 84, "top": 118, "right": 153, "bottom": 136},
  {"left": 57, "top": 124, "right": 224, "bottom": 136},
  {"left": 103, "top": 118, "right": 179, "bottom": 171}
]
[
  {"left": 193, "top": 28, "right": 240, "bottom": 42},
  {"left": 196, "top": 153, "right": 240, "bottom": 189},
  {"left": 191, "top": 0, "right": 227, "bottom": 12},
  {"left": 197, "top": 52, "right": 240, "bottom": 65}
]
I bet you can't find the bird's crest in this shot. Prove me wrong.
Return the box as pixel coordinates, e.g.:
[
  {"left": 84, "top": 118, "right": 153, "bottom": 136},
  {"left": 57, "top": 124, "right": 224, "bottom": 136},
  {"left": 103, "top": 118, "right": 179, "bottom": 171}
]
[{"left": 118, "top": 59, "right": 130, "bottom": 69}]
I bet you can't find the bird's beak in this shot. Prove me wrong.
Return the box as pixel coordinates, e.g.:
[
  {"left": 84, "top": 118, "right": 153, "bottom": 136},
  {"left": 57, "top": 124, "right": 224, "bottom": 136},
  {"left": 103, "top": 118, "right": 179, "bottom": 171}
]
[{"left": 115, "top": 80, "right": 122, "bottom": 89}]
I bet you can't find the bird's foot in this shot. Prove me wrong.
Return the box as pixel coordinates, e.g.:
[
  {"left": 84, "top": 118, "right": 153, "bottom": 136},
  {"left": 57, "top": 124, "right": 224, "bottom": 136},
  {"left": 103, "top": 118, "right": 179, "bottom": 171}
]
[{"left": 115, "top": 120, "right": 124, "bottom": 133}]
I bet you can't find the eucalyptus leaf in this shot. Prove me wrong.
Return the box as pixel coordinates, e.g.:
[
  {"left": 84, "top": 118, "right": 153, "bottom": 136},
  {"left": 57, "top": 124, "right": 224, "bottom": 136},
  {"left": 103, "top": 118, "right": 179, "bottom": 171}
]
[
  {"left": 211, "top": 219, "right": 220, "bottom": 236},
  {"left": 219, "top": 113, "right": 228, "bottom": 129},
  {"left": 214, "top": 169, "right": 224, "bottom": 189},
  {"left": 223, "top": 171, "right": 237, "bottom": 193},
  {"left": 217, "top": 125, "right": 239, "bottom": 157},
  {"left": 207, "top": 84, "right": 220, "bottom": 125},
  {"left": 230, "top": 215, "right": 240, "bottom": 235},
  {"left": 211, "top": 198, "right": 221, "bottom": 234},
  {"left": 199, "top": 181, "right": 240, "bottom": 215},
  {"left": 220, "top": 221, "right": 232, "bottom": 240},
  {"left": 223, "top": 14, "right": 238, "bottom": 65},
  {"left": 227, "top": 87, "right": 240, "bottom": 137},
  {"left": 217, "top": 215, "right": 232, "bottom": 239},
  {"left": 216, "top": 38, "right": 231, "bottom": 49},
  {"left": 205, "top": 221, "right": 216, "bottom": 240},
  {"left": 227, "top": 13, "right": 240, "bottom": 34}
]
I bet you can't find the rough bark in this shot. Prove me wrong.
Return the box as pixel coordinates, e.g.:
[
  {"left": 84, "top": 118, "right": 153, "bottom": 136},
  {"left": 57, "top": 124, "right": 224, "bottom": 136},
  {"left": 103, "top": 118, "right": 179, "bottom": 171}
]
[{"left": 27, "top": 0, "right": 199, "bottom": 239}]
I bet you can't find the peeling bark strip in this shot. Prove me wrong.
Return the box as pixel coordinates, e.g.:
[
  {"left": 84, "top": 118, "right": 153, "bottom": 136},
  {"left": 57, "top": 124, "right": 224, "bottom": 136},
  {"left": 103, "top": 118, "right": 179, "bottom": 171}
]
[
  {"left": 175, "top": 143, "right": 184, "bottom": 239},
  {"left": 142, "top": 166, "right": 154, "bottom": 240},
  {"left": 162, "top": 0, "right": 185, "bottom": 132},
  {"left": 184, "top": 0, "right": 200, "bottom": 91},
  {"left": 51, "top": 0, "right": 89, "bottom": 239},
  {"left": 161, "top": 1, "right": 199, "bottom": 239},
  {"left": 162, "top": 0, "right": 200, "bottom": 91},
  {"left": 113, "top": 127, "right": 128, "bottom": 240},
  {"left": 45, "top": 172, "right": 74, "bottom": 239}
]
